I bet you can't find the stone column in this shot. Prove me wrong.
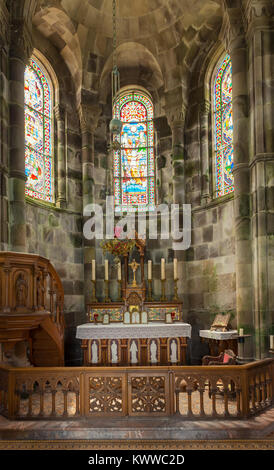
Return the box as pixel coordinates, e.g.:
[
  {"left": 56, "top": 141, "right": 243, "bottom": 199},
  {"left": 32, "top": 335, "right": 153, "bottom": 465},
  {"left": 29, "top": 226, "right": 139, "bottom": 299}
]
[
  {"left": 200, "top": 100, "right": 211, "bottom": 205},
  {"left": 9, "top": 21, "right": 33, "bottom": 252},
  {"left": 0, "top": 2, "right": 9, "bottom": 250},
  {"left": 244, "top": 0, "right": 274, "bottom": 358},
  {"left": 54, "top": 104, "right": 67, "bottom": 208},
  {"left": 221, "top": 4, "right": 253, "bottom": 361},
  {"left": 166, "top": 107, "right": 186, "bottom": 205},
  {"left": 79, "top": 104, "right": 101, "bottom": 307}
]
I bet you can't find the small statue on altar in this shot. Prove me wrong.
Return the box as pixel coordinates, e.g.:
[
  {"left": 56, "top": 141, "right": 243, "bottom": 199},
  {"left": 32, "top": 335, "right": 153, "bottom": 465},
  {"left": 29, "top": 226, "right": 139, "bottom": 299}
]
[
  {"left": 150, "top": 340, "right": 158, "bottom": 363},
  {"left": 170, "top": 340, "right": 178, "bottom": 363},
  {"left": 130, "top": 341, "right": 138, "bottom": 364},
  {"left": 111, "top": 341, "right": 118, "bottom": 363},
  {"left": 15, "top": 273, "right": 28, "bottom": 308},
  {"left": 91, "top": 341, "right": 98, "bottom": 364},
  {"left": 129, "top": 259, "right": 140, "bottom": 287}
]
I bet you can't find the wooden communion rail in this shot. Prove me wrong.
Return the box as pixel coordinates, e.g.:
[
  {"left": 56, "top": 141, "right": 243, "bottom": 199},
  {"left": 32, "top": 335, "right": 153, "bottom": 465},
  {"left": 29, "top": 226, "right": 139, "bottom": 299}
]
[{"left": 0, "top": 359, "right": 273, "bottom": 420}]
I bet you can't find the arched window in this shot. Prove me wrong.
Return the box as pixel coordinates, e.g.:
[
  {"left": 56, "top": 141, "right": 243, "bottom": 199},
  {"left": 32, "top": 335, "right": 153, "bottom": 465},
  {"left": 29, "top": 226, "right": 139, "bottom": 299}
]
[
  {"left": 213, "top": 54, "right": 234, "bottom": 198},
  {"left": 113, "top": 89, "right": 156, "bottom": 213},
  {"left": 24, "top": 57, "right": 54, "bottom": 203}
]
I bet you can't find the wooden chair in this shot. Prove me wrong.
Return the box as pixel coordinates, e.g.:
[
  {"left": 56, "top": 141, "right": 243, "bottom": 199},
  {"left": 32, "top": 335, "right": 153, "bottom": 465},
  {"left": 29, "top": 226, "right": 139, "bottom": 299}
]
[
  {"left": 202, "top": 349, "right": 237, "bottom": 366},
  {"left": 202, "top": 349, "right": 237, "bottom": 398}
]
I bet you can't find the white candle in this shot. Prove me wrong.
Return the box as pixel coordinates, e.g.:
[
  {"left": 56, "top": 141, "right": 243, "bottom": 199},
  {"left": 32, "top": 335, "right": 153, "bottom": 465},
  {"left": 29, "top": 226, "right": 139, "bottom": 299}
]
[
  {"left": 148, "top": 260, "right": 152, "bottom": 280},
  {"left": 270, "top": 335, "right": 274, "bottom": 350},
  {"left": 105, "top": 260, "right": 109, "bottom": 281},
  {"left": 117, "top": 261, "right": 122, "bottom": 281},
  {"left": 161, "top": 258, "right": 165, "bottom": 280},
  {"left": 239, "top": 328, "right": 244, "bottom": 336},
  {"left": 92, "top": 260, "right": 96, "bottom": 281},
  {"left": 174, "top": 258, "right": 178, "bottom": 280}
]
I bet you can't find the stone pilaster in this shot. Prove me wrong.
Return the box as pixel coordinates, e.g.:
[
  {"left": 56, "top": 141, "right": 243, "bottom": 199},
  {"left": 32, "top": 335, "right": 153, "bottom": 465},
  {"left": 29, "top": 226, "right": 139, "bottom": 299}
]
[
  {"left": 199, "top": 100, "right": 211, "bottom": 206},
  {"left": 243, "top": 0, "right": 274, "bottom": 358},
  {"left": 54, "top": 104, "right": 67, "bottom": 208},
  {"left": 9, "top": 20, "right": 33, "bottom": 252},
  {"left": 221, "top": 3, "right": 254, "bottom": 361},
  {"left": 166, "top": 106, "right": 186, "bottom": 206},
  {"left": 0, "top": 1, "right": 9, "bottom": 249},
  {"left": 78, "top": 103, "right": 101, "bottom": 306}
]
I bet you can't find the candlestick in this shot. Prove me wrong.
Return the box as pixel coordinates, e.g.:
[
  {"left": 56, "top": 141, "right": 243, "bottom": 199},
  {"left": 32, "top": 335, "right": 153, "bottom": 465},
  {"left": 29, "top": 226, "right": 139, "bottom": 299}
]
[
  {"left": 173, "top": 278, "right": 179, "bottom": 301},
  {"left": 239, "top": 328, "right": 244, "bottom": 337},
  {"left": 270, "top": 335, "right": 274, "bottom": 350},
  {"left": 91, "top": 280, "right": 98, "bottom": 303},
  {"left": 161, "top": 279, "right": 167, "bottom": 302},
  {"left": 147, "top": 279, "right": 153, "bottom": 301},
  {"left": 92, "top": 260, "right": 96, "bottom": 281},
  {"left": 118, "top": 279, "right": 123, "bottom": 301},
  {"left": 117, "top": 261, "right": 122, "bottom": 281},
  {"left": 105, "top": 259, "right": 109, "bottom": 281},
  {"left": 173, "top": 258, "right": 178, "bottom": 280},
  {"left": 161, "top": 258, "right": 165, "bottom": 280},
  {"left": 104, "top": 280, "right": 111, "bottom": 303},
  {"left": 148, "top": 260, "right": 152, "bottom": 280}
]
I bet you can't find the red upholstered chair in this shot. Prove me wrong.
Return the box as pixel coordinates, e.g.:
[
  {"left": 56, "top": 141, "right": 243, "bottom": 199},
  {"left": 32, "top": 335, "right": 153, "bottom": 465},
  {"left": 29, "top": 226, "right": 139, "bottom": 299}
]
[
  {"left": 202, "top": 349, "right": 237, "bottom": 366},
  {"left": 202, "top": 349, "right": 237, "bottom": 398}
]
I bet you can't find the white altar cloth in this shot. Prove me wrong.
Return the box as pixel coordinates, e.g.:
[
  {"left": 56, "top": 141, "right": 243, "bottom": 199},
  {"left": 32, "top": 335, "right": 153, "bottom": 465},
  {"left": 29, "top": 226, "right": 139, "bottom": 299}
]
[
  {"left": 76, "top": 322, "right": 192, "bottom": 340},
  {"left": 199, "top": 330, "right": 238, "bottom": 340}
]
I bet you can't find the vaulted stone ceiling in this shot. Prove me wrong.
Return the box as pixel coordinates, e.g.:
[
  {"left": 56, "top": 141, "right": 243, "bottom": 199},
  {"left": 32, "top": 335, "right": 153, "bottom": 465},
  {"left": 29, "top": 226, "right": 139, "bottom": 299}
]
[{"left": 33, "top": 0, "right": 224, "bottom": 105}]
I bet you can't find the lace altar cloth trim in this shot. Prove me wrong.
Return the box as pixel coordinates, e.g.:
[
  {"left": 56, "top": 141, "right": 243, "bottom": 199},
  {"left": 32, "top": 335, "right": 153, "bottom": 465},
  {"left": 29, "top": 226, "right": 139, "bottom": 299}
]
[
  {"left": 199, "top": 330, "right": 238, "bottom": 340},
  {"left": 76, "top": 322, "right": 192, "bottom": 340}
]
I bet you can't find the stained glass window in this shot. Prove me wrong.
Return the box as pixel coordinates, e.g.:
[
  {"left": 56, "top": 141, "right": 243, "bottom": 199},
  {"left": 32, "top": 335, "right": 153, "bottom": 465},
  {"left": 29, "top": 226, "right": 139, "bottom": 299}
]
[
  {"left": 213, "top": 54, "right": 234, "bottom": 197},
  {"left": 24, "top": 57, "right": 54, "bottom": 203},
  {"left": 113, "top": 90, "right": 155, "bottom": 212}
]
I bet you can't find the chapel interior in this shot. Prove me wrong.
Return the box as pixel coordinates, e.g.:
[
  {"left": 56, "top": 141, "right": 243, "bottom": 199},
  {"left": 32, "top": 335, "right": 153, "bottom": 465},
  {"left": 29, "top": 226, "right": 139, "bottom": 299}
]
[{"left": 0, "top": 0, "right": 273, "bottom": 449}]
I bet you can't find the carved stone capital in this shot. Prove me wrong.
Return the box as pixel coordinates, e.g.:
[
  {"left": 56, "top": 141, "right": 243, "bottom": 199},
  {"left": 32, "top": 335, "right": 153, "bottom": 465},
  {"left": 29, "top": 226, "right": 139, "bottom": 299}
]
[
  {"left": 10, "top": 21, "right": 33, "bottom": 61},
  {"left": 243, "top": 0, "right": 274, "bottom": 34},
  {"left": 78, "top": 104, "right": 102, "bottom": 134},
  {"left": 165, "top": 105, "right": 186, "bottom": 129},
  {"left": 54, "top": 104, "right": 65, "bottom": 121},
  {"left": 220, "top": 5, "right": 246, "bottom": 52},
  {"left": 200, "top": 100, "right": 211, "bottom": 116},
  {"left": 0, "top": 2, "right": 9, "bottom": 49}
]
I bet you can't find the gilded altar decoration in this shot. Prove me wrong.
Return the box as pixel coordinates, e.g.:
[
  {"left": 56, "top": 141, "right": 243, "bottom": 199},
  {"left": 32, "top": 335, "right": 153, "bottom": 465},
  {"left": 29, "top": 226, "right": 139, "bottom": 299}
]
[
  {"left": 100, "top": 237, "right": 135, "bottom": 263},
  {"left": 129, "top": 259, "right": 140, "bottom": 287}
]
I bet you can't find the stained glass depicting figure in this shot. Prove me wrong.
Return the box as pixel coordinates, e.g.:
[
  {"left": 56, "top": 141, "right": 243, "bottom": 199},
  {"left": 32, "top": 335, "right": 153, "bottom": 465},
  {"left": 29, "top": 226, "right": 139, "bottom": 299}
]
[
  {"left": 113, "top": 91, "right": 155, "bottom": 212},
  {"left": 213, "top": 54, "right": 234, "bottom": 197},
  {"left": 24, "top": 58, "right": 54, "bottom": 202}
]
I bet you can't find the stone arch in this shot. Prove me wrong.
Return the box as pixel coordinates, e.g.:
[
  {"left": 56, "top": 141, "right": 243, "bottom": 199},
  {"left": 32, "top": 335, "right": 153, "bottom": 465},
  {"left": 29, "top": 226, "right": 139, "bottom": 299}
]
[
  {"left": 32, "top": 6, "right": 82, "bottom": 101},
  {"left": 98, "top": 41, "right": 164, "bottom": 105}
]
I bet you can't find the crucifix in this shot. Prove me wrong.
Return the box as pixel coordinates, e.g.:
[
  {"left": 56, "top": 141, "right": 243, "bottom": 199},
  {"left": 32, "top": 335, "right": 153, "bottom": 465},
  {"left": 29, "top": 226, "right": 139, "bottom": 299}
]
[{"left": 129, "top": 259, "right": 140, "bottom": 287}]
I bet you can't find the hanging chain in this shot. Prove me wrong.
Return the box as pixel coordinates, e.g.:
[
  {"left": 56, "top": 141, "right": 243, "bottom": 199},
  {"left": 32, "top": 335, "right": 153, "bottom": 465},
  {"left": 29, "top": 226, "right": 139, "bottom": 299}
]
[{"left": 112, "top": 0, "right": 117, "bottom": 72}]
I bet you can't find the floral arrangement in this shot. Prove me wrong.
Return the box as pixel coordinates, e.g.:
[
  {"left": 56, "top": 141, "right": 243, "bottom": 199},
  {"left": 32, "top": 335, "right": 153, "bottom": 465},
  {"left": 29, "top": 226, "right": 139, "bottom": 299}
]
[{"left": 100, "top": 227, "right": 136, "bottom": 262}]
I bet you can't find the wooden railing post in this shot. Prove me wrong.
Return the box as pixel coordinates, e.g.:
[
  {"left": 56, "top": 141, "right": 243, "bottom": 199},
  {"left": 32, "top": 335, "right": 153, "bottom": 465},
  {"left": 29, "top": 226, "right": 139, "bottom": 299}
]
[
  {"left": 241, "top": 368, "right": 250, "bottom": 418},
  {"left": 80, "top": 371, "right": 86, "bottom": 417},
  {"left": 169, "top": 370, "right": 175, "bottom": 415}
]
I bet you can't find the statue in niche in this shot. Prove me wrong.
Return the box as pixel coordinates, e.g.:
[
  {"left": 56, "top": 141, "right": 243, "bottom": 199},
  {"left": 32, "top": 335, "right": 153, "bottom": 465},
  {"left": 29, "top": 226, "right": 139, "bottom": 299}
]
[
  {"left": 91, "top": 341, "right": 98, "bottom": 364},
  {"left": 36, "top": 275, "right": 45, "bottom": 309},
  {"left": 111, "top": 341, "right": 118, "bottom": 363},
  {"left": 15, "top": 273, "right": 28, "bottom": 308},
  {"left": 130, "top": 341, "right": 138, "bottom": 364},
  {"left": 170, "top": 340, "right": 178, "bottom": 363},
  {"left": 150, "top": 340, "right": 158, "bottom": 363}
]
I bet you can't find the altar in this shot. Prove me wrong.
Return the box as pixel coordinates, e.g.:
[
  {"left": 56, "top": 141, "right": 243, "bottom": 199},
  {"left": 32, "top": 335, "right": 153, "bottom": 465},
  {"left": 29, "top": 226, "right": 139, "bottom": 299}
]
[
  {"left": 77, "top": 321, "right": 191, "bottom": 366},
  {"left": 77, "top": 233, "right": 191, "bottom": 366}
]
